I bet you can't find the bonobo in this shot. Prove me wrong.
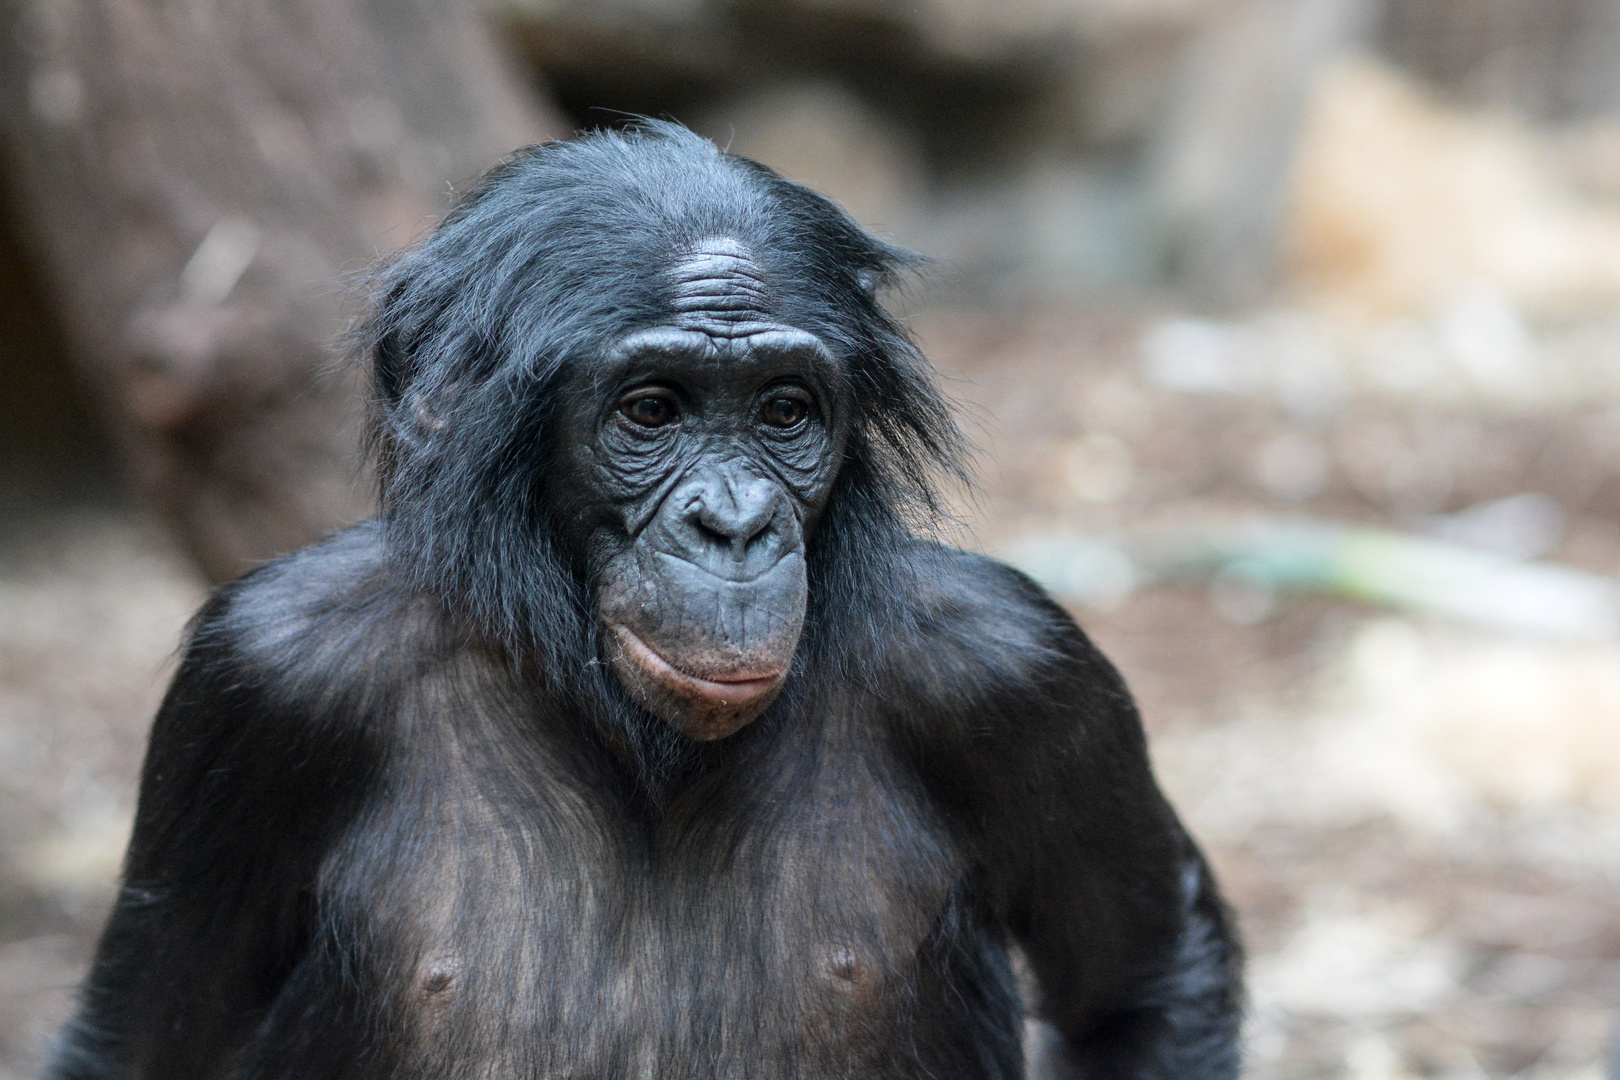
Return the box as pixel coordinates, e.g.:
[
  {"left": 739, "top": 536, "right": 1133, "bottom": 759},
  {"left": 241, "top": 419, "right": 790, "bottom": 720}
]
[{"left": 49, "top": 123, "right": 1241, "bottom": 1080}]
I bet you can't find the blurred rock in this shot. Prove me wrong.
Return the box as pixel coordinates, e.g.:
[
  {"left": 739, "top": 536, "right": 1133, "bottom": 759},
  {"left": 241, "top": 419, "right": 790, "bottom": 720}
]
[
  {"left": 1325, "top": 620, "right": 1620, "bottom": 826},
  {"left": 1378, "top": 0, "right": 1620, "bottom": 120},
  {"left": 1141, "top": 318, "right": 1253, "bottom": 393},
  {"left": 1421, "top": 492, "right": 1566, "bottom": 560},
  {"left": 1251, "top": 894, "right": 1458, "bottom": 1018},
  {"left": 1431, "top": 288, "right": 1535, "bottom": 393},
  {"left": 1142, "top": 291, "right": 1620, "bottom": 415},
  {"left": 1140, "top": 312, "right": 1349, "bottom": 415},
  {"left": 505, "top": 0, "right": 1372, "bottom": 298},
  {"left": 690, "top": 81, "right": 924, "bottom": 231},
  {"left": 1054, "top": 432, "right": 1135, "bottom": 504},
  {"left": 1254, "top": 430, "right": 1333, "bottom": 501},
  {"left": 1287, "top": 59, "right": 1620, "bottom": 322}
]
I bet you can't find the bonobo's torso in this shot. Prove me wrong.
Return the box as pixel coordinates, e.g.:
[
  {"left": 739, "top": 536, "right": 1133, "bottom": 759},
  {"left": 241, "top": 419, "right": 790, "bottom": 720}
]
[
  {"left": 220, "top": 527, "right": 1024, "bottom": 1080},
  {"left": 55, "top": 125, "right": 1242, "bottom": 1080}
]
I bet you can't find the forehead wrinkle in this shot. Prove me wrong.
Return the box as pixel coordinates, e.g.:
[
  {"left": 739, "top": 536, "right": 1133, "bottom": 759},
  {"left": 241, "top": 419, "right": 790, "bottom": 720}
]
[{"left": 667, "top": 237, "right": 775, "bottom": 337}]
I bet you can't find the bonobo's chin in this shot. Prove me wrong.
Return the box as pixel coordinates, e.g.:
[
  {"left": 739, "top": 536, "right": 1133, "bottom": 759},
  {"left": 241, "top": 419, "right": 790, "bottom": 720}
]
[{"left": 605, "top": 623, "right": 788, "bottom": 740}]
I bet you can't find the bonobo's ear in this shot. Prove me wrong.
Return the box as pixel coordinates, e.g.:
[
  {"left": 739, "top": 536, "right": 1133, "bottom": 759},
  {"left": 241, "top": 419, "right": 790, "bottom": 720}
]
[
  {"left": 373, "top": 320, "right": 501, "bottom": 452},
  {"left": 374, "top": 330, "right": 413, "bottom": 405},
  {"left": 401, "top": 383, "right": 456, "bottom": 441},
  {"left": 373, "top": 330, "right": 447, "bottom": 451}
]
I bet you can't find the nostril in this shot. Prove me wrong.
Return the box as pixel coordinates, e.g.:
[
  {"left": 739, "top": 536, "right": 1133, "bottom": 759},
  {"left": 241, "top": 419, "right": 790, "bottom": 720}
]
[
  {"left": 734, "top": 506, "right": 779, "bottom": 550},
  {"left": 694, "top": 516, "right": 732, "bottom": 546},
  {"left": 741, "top": 517, "right": 776, "bottom": 550}
]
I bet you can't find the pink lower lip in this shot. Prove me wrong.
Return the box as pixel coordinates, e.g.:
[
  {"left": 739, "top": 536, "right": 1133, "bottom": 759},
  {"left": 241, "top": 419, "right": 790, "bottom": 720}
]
[{"left": 610, "top": 625, "right": 785, "bottom": 705}]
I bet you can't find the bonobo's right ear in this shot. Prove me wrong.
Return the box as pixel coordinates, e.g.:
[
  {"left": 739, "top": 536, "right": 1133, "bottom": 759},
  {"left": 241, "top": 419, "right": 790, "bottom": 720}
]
[
  {"left": 372, "top": 325, "right": 446, "bottom": 454},
  {"left": 368, "top": 270, "right": 433, "bottom": 413},
  {"left": 370, "top": 296, "right": 501, "bottom": 453},
  {"left": 374, "top": 329, "right": 413, "bottom": 405}
]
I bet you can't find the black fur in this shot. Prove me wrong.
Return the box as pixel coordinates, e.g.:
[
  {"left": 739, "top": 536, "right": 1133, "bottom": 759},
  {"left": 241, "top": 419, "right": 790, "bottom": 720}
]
[{"left": 46, "top": 123, "right": 1241, "bottom": 1080}]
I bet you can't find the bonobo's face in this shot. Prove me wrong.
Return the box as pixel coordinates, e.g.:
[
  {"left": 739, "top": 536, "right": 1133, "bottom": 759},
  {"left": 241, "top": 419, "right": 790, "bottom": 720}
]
[{"left": 556, "top": 240, "right": 847, "bottom": 740}]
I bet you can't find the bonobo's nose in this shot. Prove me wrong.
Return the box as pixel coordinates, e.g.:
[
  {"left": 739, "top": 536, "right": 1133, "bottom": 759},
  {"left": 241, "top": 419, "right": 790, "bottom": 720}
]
[{"left": 663, "top": 463, "right": 793, "bottom": 577}]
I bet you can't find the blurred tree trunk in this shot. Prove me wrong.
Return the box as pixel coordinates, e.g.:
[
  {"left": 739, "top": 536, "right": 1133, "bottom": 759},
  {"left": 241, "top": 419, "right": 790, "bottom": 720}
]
[
  {"left": 0, "top": 0, "right": 562, "bottom": 581},
  {"left": 1149, "top": 0, "right": 1374, "bottom": 305}
]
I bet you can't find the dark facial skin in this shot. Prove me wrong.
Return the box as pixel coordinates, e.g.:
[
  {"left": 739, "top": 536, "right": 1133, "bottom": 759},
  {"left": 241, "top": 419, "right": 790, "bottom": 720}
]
[{"left": 556, "top": 242, "right": 847, "bottom": 739}]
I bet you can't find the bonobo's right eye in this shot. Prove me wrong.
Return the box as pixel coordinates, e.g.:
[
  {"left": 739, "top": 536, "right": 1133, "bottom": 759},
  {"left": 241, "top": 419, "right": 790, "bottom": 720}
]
[{"left": 619, "top": 389, "right": 680, "bottom": 429}]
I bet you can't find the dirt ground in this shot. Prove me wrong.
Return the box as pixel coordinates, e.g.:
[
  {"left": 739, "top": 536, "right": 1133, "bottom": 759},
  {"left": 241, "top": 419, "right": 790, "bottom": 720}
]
[{"left": 0, "top": 300, "right": 1617, "bottom": 1079}]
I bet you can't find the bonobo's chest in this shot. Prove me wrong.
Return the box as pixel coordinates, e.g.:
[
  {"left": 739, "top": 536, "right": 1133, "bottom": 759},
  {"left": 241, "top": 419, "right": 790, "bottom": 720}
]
[{"left": 316, "top": 707, "right": 1005, "bottom": 1079}]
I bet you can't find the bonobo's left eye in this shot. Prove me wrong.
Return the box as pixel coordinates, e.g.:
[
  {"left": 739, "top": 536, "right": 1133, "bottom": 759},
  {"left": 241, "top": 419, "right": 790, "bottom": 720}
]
[{"left": 760, "top": 393, "right": 811, "bottom": 431}]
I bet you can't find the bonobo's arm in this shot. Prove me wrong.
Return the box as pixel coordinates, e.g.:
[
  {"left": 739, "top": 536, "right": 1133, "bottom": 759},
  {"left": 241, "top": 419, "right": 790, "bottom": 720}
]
[
  {"left": 46, "top": 553, "right": 387, "bottom": 1080},
  {"left": 895, "top": 549, "right": 1242, "bottom": 1080}
]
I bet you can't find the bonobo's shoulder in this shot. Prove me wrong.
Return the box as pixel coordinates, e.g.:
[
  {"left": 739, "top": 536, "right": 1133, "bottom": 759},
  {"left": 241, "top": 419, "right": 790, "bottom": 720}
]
[
  {"left": 190, "top": 521, "right": 456, "bottom": 707},
  {"left": 898, "top": 542, "right": 1075, "bottom": 648},
  {"left": 880, "top": 541, "right": 1135, "bottom": 731},
  {"left": 886, "top": 543, "right": 1089, "bottom": 683}
]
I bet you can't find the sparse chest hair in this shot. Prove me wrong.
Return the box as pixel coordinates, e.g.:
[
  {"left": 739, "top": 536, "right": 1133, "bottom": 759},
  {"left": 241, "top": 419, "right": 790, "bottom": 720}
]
[{"left": 330, "top": 669, "right": 971, "bottom": 1077}]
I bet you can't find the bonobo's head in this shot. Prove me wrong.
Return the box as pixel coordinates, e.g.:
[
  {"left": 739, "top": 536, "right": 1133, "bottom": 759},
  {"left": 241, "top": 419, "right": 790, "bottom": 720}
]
[{"left": 362, "top": 123, "right": 961, "bottom": 743}]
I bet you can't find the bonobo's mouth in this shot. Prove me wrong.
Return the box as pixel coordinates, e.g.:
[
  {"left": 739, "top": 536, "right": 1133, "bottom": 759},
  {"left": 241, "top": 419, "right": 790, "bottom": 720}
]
[
  {"left": 606, "top": 622, "right": 787, "bottom": 734},
  {"left": 597, "top": 523, "right": 807, "bottom": 740}
]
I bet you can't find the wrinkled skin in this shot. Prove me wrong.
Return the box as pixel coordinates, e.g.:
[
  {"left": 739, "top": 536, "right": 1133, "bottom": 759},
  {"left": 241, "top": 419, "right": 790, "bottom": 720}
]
[{"left": 555, "top": 240, "right": 847, "bottom": 740}]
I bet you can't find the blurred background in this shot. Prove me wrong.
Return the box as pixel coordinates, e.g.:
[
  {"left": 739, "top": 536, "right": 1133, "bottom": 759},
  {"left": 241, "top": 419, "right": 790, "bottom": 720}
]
[{"left": 4, "top": 0, "right": 1620, "bottom": 1076}]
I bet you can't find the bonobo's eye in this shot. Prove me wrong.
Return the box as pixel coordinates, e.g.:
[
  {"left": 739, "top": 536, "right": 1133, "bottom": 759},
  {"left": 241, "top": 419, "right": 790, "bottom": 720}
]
[
  {"left": 760, "top": 393, "right": 811, "bottom": 431},
  {"left": 619, "top": 389, "right": 680, "bottom": 429}
]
